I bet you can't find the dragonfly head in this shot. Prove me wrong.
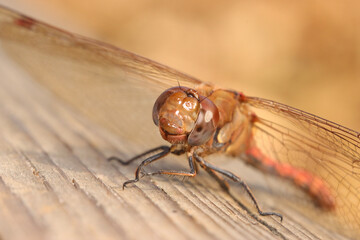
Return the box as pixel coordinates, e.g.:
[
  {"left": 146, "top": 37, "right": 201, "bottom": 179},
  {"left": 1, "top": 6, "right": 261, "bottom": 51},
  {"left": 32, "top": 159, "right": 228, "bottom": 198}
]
[{"left": 153, "top": 86, "right": 219, "bottom": 146}]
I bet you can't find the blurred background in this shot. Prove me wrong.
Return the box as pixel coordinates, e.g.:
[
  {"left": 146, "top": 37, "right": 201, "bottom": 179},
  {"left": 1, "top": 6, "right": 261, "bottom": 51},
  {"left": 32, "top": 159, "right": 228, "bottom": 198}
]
[{"left": 1, "top": 0, "right": 359, "bottom": 130}]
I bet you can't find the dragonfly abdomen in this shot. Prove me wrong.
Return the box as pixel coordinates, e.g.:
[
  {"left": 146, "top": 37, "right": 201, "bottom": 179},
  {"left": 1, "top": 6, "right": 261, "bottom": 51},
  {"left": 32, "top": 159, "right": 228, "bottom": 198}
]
[{"left": 245, "top": 147, "right": 336, "bottom": 210}]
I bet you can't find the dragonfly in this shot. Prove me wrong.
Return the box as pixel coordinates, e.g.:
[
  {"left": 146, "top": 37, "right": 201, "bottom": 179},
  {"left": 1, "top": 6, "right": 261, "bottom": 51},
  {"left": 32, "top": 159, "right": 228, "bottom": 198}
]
[{"left": 0, "top": 5, "right": 359, "bottom": 239}]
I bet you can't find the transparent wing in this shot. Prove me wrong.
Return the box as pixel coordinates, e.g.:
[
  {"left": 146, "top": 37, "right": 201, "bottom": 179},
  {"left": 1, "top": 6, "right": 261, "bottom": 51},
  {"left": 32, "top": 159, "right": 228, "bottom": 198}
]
[
  {"left": 0, "top": 6, "right": 203, "bottom": 150},
  {"left": 246, "top": 96, "right": 360, "bottom": 238}
]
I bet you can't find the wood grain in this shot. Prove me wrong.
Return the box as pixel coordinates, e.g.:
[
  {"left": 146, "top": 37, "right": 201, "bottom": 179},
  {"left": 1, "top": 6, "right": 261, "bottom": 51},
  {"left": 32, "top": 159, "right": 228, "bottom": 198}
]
[{"left": 0, "top": 48, "right": 353, "bottom": 240}]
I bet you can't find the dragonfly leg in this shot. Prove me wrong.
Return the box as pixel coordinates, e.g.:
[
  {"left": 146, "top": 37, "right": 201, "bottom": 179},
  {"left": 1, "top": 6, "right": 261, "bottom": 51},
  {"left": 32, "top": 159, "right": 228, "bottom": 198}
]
[
  {"left": 108, "top": 146, "right": 170, "bottom": 165},
  {"left": 194, "top": 152, "right": 283, "bottom": 221},
  {"left": 198, "top": 163, "right": 230, "bottom": 192},
  {"left": 144, "top": 152, "right": 197, "bottom": 178},
  {"left": 121, "top": 146, "right": 171, "bottom": 189}
]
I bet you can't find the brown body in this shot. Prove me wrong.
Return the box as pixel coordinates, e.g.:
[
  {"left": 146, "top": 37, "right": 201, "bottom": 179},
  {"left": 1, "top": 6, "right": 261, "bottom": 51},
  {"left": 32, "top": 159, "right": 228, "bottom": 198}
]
[
  {"left": 194, "top": 85, "right": 335, "bottom": 210},
  {"left": 152, "top": 84, "right": 335, "bottom": 210},
  {"left": 195, "top": 86, "right": 254, "bottom": 157}
]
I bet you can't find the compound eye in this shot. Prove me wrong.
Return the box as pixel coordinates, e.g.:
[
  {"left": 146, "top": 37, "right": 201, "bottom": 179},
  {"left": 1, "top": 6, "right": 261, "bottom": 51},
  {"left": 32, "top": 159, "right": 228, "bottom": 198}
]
[
  {"left": 188, "top": 98, "right": 219, "bottom": 146},
  {"left": 152, "top": 87, "right": 182, "bottom": 126}
]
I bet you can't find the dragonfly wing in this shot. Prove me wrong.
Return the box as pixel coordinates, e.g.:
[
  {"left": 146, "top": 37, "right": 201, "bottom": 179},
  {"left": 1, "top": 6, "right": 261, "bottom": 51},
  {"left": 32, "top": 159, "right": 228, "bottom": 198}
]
[
  {"left": 0, "top": 6, "right": 203, "bottom": 150},
  {"left": 246, "top": 96, "right": 360, "bottom": 238}
]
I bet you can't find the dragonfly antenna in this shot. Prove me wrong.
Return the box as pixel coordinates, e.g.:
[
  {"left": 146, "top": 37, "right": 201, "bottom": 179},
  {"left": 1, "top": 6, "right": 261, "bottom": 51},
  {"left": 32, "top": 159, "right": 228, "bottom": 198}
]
[{"left": 177, "top": 80, "right": 183, "bottom": 91}]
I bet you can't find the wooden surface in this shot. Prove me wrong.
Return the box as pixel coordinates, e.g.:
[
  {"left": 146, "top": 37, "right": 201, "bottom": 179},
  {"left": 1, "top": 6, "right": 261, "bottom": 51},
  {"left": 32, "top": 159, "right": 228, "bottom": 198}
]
[{"left": 0, "top": 49, "right": 355, "bottom": 240}]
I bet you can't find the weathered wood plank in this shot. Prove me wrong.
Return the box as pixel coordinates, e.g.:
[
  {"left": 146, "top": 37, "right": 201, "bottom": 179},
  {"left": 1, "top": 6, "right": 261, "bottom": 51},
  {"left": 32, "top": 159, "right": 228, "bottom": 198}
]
[{"left": 0, "top": 42, "right": 353, "bottom": 240}]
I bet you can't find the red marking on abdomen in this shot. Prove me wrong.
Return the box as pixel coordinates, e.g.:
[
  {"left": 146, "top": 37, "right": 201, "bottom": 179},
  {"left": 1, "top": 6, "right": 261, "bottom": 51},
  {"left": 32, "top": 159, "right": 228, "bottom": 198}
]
[
  {"left": 14, "top": 15, "right": 35, "bottom": 29},
  {"left": 246, "top": 147, "right": 336, "bottom": 210}
]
